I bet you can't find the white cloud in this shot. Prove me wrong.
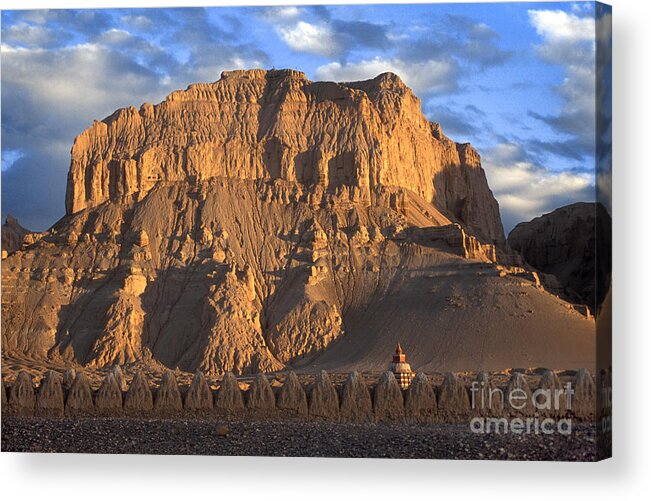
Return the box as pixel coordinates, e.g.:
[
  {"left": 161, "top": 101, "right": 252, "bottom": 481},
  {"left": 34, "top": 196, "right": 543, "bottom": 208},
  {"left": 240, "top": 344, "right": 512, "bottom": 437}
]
[
  {"left": 97, "top": 28, "right": 134, "bottom": 45},
  {"left": 483, "top": 143, "right": 594, "bottom": 232},
  {"left": 527, "top": 9, "right": 596, "bottom": 156},
  {"left": 277, "top": 21, "right": 340, "bottom": 57},
  {"left": 1, "top": 21, "right": 68, "bottom": 48},
  {"left": 269, "top": 6, "right": 303, "bottom": 20},
  {"left": 1, "top": 42, "right": 173, "bottom": 229},
  {"left": 120, "top": 14, "right": 154, "bottom": 32},
  {"left": 1, "top": 150, "right": 23, "bottom": 172},
  {"left": 1, "top": 43, "right": 166, "bottom": 123},
  {"left": 528, "top": 9, "right": 594, "bottom": 43},
  {"left": 316, "top": 57, "right": 458, "bottom": 94},
  {"left": 258, "top": 6, "right": 304, "bottom": 23}
]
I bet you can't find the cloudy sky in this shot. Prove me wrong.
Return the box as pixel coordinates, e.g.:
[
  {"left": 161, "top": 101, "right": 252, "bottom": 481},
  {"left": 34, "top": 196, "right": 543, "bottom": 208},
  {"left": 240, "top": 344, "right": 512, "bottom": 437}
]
[{"left": 1, "top": 2, "right": 610, "bottom": 233}]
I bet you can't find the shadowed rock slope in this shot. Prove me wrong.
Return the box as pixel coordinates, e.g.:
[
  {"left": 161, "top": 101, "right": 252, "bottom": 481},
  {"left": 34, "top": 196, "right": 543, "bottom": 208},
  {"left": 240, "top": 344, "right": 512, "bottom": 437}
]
[
  {"left": 508, "top": 202, "right": 611, "bottom": 312},
  {"left": 1, "top": 69, "right": 596, "bottom": 374}
]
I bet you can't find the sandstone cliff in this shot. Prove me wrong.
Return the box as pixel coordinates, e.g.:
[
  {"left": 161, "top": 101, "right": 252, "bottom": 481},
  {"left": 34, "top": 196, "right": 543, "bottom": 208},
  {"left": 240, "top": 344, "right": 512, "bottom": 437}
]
[
  {"left": 65, "top": 69, "right": 505, "bottom": 247},
  {"left": 1, "top": 70, "right": 596, "bottom": 374},
  {"left": 507, "top": 202, "right": 611, "bottom": 311}
]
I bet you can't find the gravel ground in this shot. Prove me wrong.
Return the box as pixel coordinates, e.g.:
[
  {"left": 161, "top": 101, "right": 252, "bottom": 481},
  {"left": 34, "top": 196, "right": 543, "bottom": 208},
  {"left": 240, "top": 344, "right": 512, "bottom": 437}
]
[{"left": 1, "top": 416, "right": 600, "bottom": 461}]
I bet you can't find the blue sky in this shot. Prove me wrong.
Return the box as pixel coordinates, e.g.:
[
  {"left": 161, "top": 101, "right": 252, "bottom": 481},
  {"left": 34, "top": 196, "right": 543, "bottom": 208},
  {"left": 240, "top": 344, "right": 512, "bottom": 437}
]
[{"left": 1, "top": 2, "right": 609, "bottom": 232}]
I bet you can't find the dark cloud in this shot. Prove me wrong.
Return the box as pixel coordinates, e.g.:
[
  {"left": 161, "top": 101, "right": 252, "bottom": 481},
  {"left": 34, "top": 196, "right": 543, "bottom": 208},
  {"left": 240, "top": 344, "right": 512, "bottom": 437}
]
[
  {"left": 307, "top": 6, "right": 332, "bottom": 22},
  {"left": 1, "top": 7, "right": 271, "bottom": 230},
  {"left": 425, "top": 103, "right": 485, "bottom": 139},
  {"left": 11, "top": 9, "right": 114, "bottom": 40},
  {"left": 331, "top": 20, "right": 391, "bottom": 52},
  {"left": 595, "top": 4, "right": 612, "bottom": 213},
  {"left": 259, "top": 5, "right": 390, "bottom": 59},
  {"left": 1, "top": 42, "right": 172, "bottom": 231},
  {"left": 1, "top": 149, "right": 69, "bottom": 230},
  {"left": 522, "top": 132, "right": 590, "bottom": 162},
  {"left": 397, "top": 14, "right": 513, "bottom": 69}
]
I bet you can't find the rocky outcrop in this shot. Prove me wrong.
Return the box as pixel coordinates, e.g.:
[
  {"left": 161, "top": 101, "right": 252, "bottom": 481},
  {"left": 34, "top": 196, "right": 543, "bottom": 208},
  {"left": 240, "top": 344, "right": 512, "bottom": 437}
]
[
  {"left": 1, "top": 215, "right": 30, "bottom": 256},
  {"left": 1, "top": 70, "right": 599, "bottom": 375},
  {"left": 508, "top": 202, "right": 611, "bottom": 311},
  {"left": 65, "top": 69, "right": 504, "bottom": 247}
]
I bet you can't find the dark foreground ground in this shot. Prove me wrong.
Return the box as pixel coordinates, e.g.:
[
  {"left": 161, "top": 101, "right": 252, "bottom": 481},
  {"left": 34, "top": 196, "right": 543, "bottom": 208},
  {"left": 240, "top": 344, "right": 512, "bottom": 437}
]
[{"left": 2, "top": 416, "right": 599, "bottom": 461}]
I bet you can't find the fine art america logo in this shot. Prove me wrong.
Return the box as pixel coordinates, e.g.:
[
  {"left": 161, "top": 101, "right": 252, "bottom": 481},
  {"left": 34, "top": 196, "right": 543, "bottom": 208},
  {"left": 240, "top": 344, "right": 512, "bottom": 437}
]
[{"left": 469, "top": 379, "right": 574, "bottom": 435}]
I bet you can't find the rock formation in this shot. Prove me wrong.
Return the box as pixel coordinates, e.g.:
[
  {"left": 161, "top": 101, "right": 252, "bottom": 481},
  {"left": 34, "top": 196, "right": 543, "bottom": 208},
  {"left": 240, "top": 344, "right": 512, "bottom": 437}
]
[
  {"left": 508, "top": 202, "right": 611, "bottom": 311},
  {"left": 65, "top": 69, "right": 504, "bottom": 246},
  {"left": 1, "top": 69, "right": 598, "bottom": 374},
  {"left": 1, "top": 215, "right": 30, "bottom": 256}
]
